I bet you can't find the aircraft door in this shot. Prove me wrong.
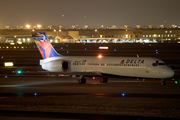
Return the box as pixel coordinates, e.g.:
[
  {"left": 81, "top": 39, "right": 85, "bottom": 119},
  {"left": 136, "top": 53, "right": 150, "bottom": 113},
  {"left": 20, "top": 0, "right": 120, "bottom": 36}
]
[{"left": 145, "top": 66, "right": 150, "bottom": 73}]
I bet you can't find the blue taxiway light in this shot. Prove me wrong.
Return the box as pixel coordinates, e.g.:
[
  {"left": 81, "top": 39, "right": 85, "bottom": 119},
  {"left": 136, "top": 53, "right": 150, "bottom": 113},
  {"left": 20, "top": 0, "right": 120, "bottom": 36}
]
[
  {"left": 67, "top": 51, "right": 69, "bottom": 53},
  {"left": 85, "top": 48, "right": 87, "bottom": 50},
  {"left": 114, "top": 49, "right": 116, "bottom": 51},
  {"left": 34, "top": 93, "right": 37, "bottom": 96},
  {"left": 66, "top": 45, "right": 68, "bottom": 47},
  {"left": 122, "top": 93, "right": 125, "bottom": 97},
  {"left": 156, "top": 52, "right": 158, "bottom": 54},
  {"left": 5, "top": 76, "right": 7, "bottom": 78},
  {"left": 61, "top": 47, "right": 63, "bottom": 49}
]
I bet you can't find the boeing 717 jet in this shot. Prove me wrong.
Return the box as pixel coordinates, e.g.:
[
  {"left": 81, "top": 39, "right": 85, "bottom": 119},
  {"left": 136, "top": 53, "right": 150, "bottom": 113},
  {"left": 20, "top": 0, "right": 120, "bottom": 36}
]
[{"left": 32, "top": 32, "right": 174, "bottom": 85}]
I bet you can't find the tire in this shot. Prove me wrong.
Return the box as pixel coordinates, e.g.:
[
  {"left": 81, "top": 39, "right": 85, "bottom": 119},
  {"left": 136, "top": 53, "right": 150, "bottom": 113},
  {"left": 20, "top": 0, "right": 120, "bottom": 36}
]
[
  {"left": 161, "top": 81, "right": 166, "bottom": 86},
  {"left": 100, "top": 78, "right": 108, "bottom": 83},
  {"left": 78, "top": 78, "right": 86, "bottom": 84}
]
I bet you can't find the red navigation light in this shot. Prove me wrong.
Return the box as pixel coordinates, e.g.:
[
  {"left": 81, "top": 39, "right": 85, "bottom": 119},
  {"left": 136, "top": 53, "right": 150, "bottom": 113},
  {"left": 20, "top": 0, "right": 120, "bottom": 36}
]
[{"left": 98, "top": 55, "right": 102, "bottom": 58}]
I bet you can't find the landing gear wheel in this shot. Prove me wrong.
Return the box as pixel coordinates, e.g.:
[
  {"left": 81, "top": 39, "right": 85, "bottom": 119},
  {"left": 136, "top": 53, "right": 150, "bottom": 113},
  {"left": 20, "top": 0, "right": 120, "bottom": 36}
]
[
  {"left": 161, "top": 79, "right": 166, "bottom": 86},
  {"left": 161, "top": 81, "right": 166, "bottom": 85},
  {"left": 78, "top": 78, "right": 86, "bottom": 84},
  {"left": 100, "top": 78, "right": 108, "bottom": 83}
]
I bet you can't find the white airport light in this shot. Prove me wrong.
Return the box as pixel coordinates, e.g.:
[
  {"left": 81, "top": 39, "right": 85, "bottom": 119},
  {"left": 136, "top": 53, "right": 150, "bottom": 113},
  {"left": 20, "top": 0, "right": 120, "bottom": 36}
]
[
  {"left": 4, "top": 62, "right": 14, "bottom": 67},
  {"left": 26, "top": 24, "right": 31, "bottom": 29},
  {"left": 17, "top": 41, "right": 22, "bottom": 44},
  {"left": 37, "top": 24, "right": 41, "bottom": 29},
  {"left": 10, "top": 43, "right": 15, "bottom": 45},
  {"left": 99, "top": 47, "right": 108, "bottom": 49}
]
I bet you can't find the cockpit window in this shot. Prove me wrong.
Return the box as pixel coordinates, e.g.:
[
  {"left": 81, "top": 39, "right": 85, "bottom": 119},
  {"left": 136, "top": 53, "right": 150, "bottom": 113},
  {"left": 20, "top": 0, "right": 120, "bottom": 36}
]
[
  {"left": 159, "top": 63, "right": 166, "bottom": 65},
  {"left": 152, "top": 61, "right": 165, "bottom": 66}
]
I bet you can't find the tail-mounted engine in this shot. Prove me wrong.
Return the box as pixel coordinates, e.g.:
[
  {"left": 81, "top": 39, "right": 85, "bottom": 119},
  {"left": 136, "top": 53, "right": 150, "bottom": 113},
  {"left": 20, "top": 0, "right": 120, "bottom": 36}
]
[
  {"left": 40, "top": 59, "right": 71, "bottom": 72},
  {"left": 62, "top": 60, "right": 69, "bottom": 71}
]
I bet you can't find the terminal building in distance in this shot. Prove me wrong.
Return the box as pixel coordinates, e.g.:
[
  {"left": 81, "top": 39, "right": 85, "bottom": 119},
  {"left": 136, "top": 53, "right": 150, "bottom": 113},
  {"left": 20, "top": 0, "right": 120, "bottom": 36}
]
[{"left": 0, "top": 26, "right": 180, "bottom": 44}]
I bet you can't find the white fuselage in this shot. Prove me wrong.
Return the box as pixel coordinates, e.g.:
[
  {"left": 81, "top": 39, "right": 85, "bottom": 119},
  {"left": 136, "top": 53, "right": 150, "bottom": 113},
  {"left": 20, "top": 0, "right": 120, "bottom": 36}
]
[{"left": 40, "top": 56, "right": 174, "bottom": 79}]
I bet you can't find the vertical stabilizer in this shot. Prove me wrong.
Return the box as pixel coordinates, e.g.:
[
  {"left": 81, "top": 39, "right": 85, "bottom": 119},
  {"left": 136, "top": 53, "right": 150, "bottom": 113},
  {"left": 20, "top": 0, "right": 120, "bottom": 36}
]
[{"left": 33, "top": 32, "right": 61, "bottom": 59}]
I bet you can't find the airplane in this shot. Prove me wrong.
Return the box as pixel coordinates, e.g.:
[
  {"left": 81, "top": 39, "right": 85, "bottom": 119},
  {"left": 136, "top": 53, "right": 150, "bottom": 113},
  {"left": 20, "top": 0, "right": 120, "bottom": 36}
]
[{"left": 32, "top": 32, "right": 174, "bottom": 85}]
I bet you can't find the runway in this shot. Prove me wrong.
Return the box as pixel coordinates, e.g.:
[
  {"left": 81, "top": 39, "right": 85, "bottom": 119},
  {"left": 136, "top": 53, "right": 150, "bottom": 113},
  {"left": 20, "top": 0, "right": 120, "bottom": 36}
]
[
  {"left": 0, "top": 76, "right": 180, "bottom": 119},
  {"left": 0, "top": 76, "right": 179, "bottom": 94}
]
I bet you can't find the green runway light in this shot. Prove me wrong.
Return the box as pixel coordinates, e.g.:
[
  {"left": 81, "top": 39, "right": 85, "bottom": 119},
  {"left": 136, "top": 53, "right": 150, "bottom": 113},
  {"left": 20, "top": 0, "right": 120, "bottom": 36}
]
[
  {"left": 17, "top": 70, "right": 21, "bottom": 74},
  {"left": 175, "top": 81, "right": 178, "bottom": 84}
]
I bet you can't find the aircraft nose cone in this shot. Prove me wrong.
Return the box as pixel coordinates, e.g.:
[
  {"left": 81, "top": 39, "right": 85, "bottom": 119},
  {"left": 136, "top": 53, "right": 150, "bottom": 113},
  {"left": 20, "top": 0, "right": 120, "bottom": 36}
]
[{"left": 164, "top": 69, "right": 174, "bottom": 78}]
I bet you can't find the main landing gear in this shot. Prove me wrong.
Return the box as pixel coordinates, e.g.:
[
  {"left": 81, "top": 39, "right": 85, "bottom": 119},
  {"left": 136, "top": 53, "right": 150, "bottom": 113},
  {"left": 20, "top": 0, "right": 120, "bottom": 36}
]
[
  {"left": 161, "top": 79, "right": 166, "bottom": 85},
  {"left": 77, "top": 76, "right": 108, "bottom": 84},
  {"left": 100, "top": 77, "right": 108, "bottom": 83},
  {"left": 78, "top": 75, "right": 86, "bottom": 84}
]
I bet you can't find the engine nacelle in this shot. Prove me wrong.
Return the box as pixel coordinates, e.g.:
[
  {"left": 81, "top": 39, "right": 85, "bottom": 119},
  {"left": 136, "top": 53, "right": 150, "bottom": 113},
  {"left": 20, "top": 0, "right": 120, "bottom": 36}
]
[{"left": 40, "top": 59, "right": 70, "bottom": 72}]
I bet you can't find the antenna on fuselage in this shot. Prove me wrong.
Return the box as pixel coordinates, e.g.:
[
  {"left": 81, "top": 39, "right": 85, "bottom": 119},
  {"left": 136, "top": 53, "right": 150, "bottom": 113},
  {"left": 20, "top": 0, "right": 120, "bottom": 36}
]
[{"left": 137, "top": 54, "right": 139, "bottom": 57}]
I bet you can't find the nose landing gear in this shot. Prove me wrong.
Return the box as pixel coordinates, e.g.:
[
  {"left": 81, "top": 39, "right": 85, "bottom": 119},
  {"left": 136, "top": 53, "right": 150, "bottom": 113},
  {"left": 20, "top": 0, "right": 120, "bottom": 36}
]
[{"left": 161, "top": 79, "right": 166, "bottom": 85}]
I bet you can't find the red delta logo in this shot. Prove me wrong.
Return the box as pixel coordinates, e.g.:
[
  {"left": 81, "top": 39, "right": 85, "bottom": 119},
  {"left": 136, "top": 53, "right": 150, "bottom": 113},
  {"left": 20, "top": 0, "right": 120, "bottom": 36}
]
[
  {"left": 120, "top": 59, "right": 144, "bottom": 64},
  {"left": 120, "top": 60, "right": 124, "bottom": 64}
]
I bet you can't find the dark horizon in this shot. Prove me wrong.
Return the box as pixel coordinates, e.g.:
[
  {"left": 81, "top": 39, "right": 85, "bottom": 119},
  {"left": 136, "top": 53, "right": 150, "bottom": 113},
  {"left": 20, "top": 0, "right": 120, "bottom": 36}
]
[{"left": 0, "top": 0, "right": 180, "bottom": 28}]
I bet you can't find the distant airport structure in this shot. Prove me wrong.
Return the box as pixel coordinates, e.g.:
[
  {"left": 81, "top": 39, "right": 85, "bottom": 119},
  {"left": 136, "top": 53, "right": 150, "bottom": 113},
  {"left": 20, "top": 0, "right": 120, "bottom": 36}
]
[{"left": 0, "top": 26, "right": 180, "bottom": 44}]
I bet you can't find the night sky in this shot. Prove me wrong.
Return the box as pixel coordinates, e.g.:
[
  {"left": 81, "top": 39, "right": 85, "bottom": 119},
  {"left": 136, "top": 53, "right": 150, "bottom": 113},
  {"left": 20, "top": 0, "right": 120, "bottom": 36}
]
[{"left": 0, "top": 0, "right": 180, "bottom": 28}]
